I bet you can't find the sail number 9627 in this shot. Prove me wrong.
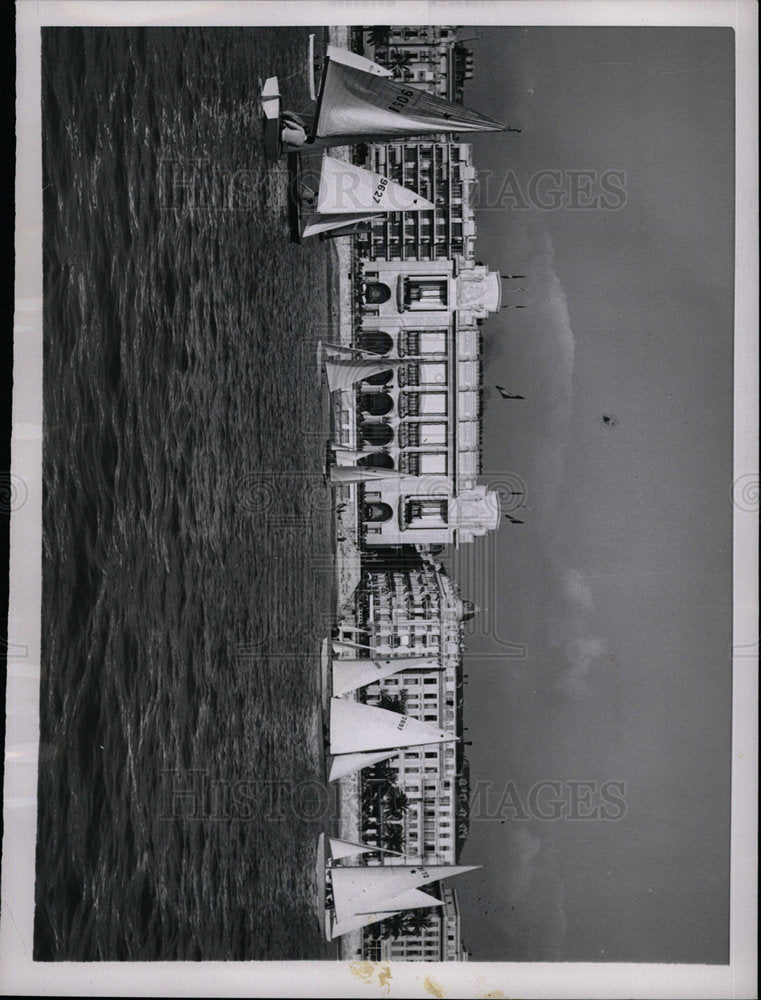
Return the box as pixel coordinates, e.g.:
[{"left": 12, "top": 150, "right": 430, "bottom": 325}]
[
  {"left": 373, "top": 178, "right": 388, "bottom": 203},
  {"left": 388, "top": 89, "right": 415, "bottom": 114}
]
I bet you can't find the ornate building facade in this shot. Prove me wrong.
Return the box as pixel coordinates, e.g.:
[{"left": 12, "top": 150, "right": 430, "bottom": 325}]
[
  {"left": 364, "top": 26, "right": 474, "bottom": 103},
  {"left": 354, "top": 141, "right": 477, "bottom": 262},
  {"left": 348, "top": 257, "right": 502, "bottom": 547}
]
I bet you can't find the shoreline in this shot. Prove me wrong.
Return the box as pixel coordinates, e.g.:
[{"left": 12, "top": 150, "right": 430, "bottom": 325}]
[{"left": 323, "top": 23, "right": 363, "bottom": 960}]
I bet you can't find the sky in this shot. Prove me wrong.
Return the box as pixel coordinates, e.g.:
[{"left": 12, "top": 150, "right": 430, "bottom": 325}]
[{"left": 449, "top": 28, "right": 735, "bottom": 962}]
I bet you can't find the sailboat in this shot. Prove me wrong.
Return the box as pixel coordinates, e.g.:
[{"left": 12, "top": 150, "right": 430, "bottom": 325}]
[
  {"left": 327, "top": 697, "right": 455, "bottom": 781},
  {"left": 307, "top": 45, "right": 512, "bottom": 148},
  {"left": 317, "top": 832, "right": 480, "bottom": 941},
  {"left": 332, "top": 654, "right": 436, "bottom": 698},
  {"left": 262, "top": 44, "right": 515, "bottom": 162},
  {"left": 295, "top": 153, "right": 434, "bottom": 240}
]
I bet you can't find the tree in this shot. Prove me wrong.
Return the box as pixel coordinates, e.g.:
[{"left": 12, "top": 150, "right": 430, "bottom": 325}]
[
  {"left": 383, "top": 785, "right": 410, "bottom": 821},
  {"left": 380, "top": 821, "right": 404, "bottom": 854},
  {"left": 365, "top": 26, "right": 391, "bottom": 48},
  {"left": 367, "top": 907, "right": 436, "bottom": 941},
  {"left": 385, "top": 48, "right": 416, "bottom": 81},
  {"left": 376, "top": 691, "right": 407, "bottom": 714}
]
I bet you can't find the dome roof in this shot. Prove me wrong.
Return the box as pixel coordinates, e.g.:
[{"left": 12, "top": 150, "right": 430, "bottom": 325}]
[{"left": 453, "top": 597, "right": 480, "bottom": 622}]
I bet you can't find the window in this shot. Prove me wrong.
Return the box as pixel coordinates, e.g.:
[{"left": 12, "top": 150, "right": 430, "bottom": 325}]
[
  {"left": 418, "top": 392, "right": 447, "bottom": 415},
  {"left": 418, "top": 453, "right": 447, "bottom": 475},
  {"left": 404, "top": 277, "right": 448, "bottom": 311},
  {"left": 404, "top": 498, "right": 448, "bottom": 528},
  {"left": 418, "top": 330, "right": 447, "bottom": 354},
  {"left": 419, "top": 362, "right": 447, "bottom": 385},
  {"left": 420, "top": 422, "right": 447, "bottom": 446}
]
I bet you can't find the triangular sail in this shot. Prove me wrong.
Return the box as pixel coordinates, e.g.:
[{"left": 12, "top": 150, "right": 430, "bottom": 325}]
[
  {"left": 328, "top": 837, "right": 399, "bottom": 860},
  {"left": 333, "top": 656, "right": 435, "bottom": 697},
  {"left": 332, "top": 448, "right": 366, "bottom": 466},
  {"left": 329, "top": 466, "right": 407, "bottom": 485},
  {"left": 312, "top": 50, "right": 509, "bottom": 146},
  {"left": 330, "top": 863, "right": 479, "bottom": 924},
  {"left": 327, "top": 889, "right": 444, "bottom": 939},
  {"left": 329, "top": 697, "right": 453, "bottom": 755},
  {"left": 316, "top": 155, "right": 434, "bottom": 214},
  {"left": 327, "top": 749, "right": 398, "bottom": 782},
  {"left": 325, "top": 357, "right": 402, "bottom": 392},
  {"left": 301, "top": 210, "right": 383, "bottom": 239},
  {"left": 356, "top": 887, "right": 445, "bottom": 914},
  {"left": 327, "top": 908, "right": 402, "bottom": 940},
  {"left": 317, "top": 220, "right": 375, "bottom": 239},
  {"left": 325, "top": 44, "right": 393, "bottom": 77}
]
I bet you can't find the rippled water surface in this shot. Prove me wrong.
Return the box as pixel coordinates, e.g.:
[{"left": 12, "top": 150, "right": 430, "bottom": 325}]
[{"left": 37, "top": 27, "right": 336, "bottom": 960}]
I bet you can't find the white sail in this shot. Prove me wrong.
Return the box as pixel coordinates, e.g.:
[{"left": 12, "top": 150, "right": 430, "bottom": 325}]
[
  {"left": 327, "top": 908, "right": 402, "bottom": 941},
  {"left": 312, "top": 50, "right": 510, "bottom": 146},
  {"left": 316, "top": 155, "right": 434, "bottom": 214},
  {"left": 331, "top": 863, "right": 479, "bottom": 924},
  {"left": 332, "top": 448, "right": 365, "bottom": 466},
  {"left": 327, "top": 749, "right": 398, "bottom": 782},
  {"left": 329, "top": 466, "right": 407, "bottom": 485},
  {"left": 325, "top": 44, "right": 393, "bottom": 77},
  {"left": 325, "top": 357, "right": 402, "bottom": 392},
  {"left": 333, "top": 656, "right": 435, "bottom": 697},
  {"left": 301, "top": 210, "right": 383, "bottom": 239},
  {"left": 355, "top": 887, "right": 445, "bottom": 914},
  {"left": 327, "top": 889, "right": 444, "bottom": 940},
  {"left": 328, "top": 837, "right": 399, "bottom": 861},
  {"left": 329, "top": 698, "right": 453, "bottom": 755}
]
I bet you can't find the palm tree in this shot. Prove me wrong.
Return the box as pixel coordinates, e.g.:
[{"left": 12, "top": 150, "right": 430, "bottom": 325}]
[
  {"left": 368, "top": 907, "right": 436, "bottom": 940},
  {"left": 377, "top": 691, "right": 407, "bottom": 714},
  {"left": 385, "top": 49, "right": 416, "bottom": 81},
  {"left": 365, "top": 26, "right": 391, "bottom": 48},
  {"left": 400, "top": 906, "right": 436, "bottom": 937},
  {"left": 380, "top": 821, "right": 405, "bottom": 854},
  {"left": 383, "top": 785, "right": 410, "bottom": 821}
]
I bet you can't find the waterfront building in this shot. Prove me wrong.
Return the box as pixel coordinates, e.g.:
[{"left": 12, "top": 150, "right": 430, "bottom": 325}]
[
  {"left": 362, "top": 886, "right": 469, "bottom": 962},
  {"left": 352, "top": 552, "right": 473, "bottom": 861},
  {"left": 353, "top": 140, "right": 477, "bottom": 262},
  {"left": 342, "top": 256, "right": 502, "bottom": 547},
  {"left": 335, "top": 552, "right": 473, "bottom": 961},
  {"left": 363, "top": 26, "right": 474, "bottom": 103}
]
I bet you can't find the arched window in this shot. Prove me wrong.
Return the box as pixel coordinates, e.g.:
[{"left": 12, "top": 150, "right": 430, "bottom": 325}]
[
  {"left": 358, "top": 329, "right": 394, "bottom": 355},
  {"left": 361, "top": 423, "right": 394, "bottom": 446},
  {"left": 364, "top": 282, "right": 392, "bottom": 305},
  {"left": 358, "top": 453, "right": 395, "bottom": 469},
  {"left": 360, "top": 393, "right": 394, "bottom": 416},
  {"left": 363, "top": 501, "right": 394, "bottom": 523},
  {"left": 362, "top": 369, "right": 393, "bottom": 386}
]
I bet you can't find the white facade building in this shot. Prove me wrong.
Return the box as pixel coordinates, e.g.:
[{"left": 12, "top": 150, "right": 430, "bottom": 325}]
[
  {"left": 364, "top": 26, "right": 475, "bottom": 104},
  {"left": 348, "top": 257, "right": 502, "bottom": 547},
  {"left": 335, "top": 554, "right": 472, "bottom": 960}
]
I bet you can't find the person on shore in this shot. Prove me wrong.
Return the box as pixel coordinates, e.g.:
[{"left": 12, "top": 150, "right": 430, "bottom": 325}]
[{"left": 281, "top": 109, "right": 308, "bottom": 146}]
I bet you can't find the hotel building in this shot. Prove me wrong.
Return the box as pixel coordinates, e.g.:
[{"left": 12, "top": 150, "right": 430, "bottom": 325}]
[
  {"left": 363, "top": 886, "right": 470, "bottom": 963},
  {"left": 336, "top": 552, "right": 473, "bottom": 960},
  {"left": 353, "top": 141, "right": 478, "bottom": 262},
  {"left": 363, "top": 26, "right": 475, "bottom": 103},
  {"left": 341, "top": 256, "right": 503, "bottom": 548}
]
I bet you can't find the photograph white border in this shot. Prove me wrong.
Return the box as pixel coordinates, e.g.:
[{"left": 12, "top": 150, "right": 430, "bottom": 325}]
[{"left": 4, "top": 2, "right": 757, "bottom": 996}]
